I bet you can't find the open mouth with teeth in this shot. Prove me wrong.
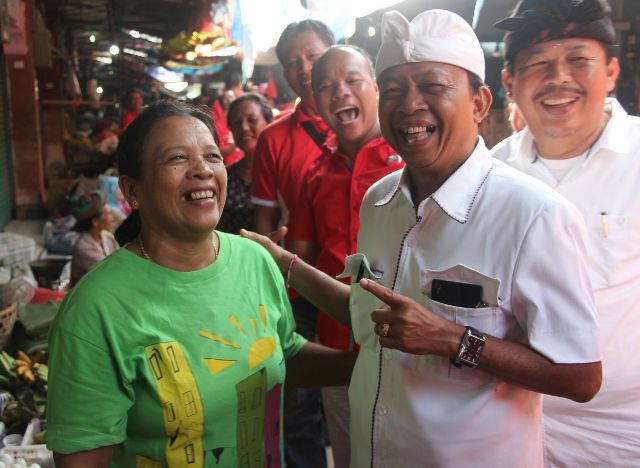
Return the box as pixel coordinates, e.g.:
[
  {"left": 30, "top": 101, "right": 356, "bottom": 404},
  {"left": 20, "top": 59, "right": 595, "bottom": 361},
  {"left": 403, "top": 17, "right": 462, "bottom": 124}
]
[
  {"left": 335, "top": 106, "right": 360, "bottom": 124},
  {"left": 183, "top": 189, "right": 215, "bottom": 201},
  {"left": 541, "top": 97, "right": 578, "bottom": 114},
  {"left": 399, "top": 125, "right": 437, "bottom": 144},
  {"left": 541, "top": 97, "right": 578, "bottom": 108}
]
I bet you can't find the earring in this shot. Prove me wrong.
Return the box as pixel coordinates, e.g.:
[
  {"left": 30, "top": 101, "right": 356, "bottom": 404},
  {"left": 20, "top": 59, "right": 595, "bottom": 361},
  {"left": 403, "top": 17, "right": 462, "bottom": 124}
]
[{"left": 130, "top": 200, "right": 139, "bottom": 209}]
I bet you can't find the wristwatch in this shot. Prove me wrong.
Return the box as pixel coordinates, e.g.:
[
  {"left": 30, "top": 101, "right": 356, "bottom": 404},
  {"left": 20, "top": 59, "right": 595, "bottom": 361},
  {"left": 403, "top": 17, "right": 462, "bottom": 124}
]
[{"left": 450, "top": 326, "right": 486, "bottom": 368}]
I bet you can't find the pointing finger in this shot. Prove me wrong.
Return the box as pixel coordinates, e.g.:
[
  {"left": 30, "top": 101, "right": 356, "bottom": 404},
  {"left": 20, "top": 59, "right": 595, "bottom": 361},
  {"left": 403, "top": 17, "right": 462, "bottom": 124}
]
[{"left": 359, "top": 278, "right": 406, "bottom": 308}]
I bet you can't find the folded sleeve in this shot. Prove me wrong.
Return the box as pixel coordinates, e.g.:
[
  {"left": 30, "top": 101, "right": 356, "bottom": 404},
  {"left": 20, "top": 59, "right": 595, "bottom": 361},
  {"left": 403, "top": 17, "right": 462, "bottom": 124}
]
[
  {"left": 251, "top": 130, "right": 279, "bottom": 207},
  {"left": 47, "top": 313, "right": 133, "bottom": 454},
  {"left": 511, "top": 202, "right": 601, "bottom": 364}
]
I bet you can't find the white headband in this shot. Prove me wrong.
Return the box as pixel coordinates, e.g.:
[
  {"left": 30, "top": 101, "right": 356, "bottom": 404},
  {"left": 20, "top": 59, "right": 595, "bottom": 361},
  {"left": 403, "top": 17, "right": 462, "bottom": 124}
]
[{"left": 375, "top": 9, "right": 485, "bottom": 82}]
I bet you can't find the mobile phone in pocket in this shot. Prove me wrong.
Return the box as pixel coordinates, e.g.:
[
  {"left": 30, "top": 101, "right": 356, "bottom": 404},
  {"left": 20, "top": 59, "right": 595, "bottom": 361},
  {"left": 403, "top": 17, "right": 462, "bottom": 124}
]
[{"left": 430, "top": 279, "right": 484, "bottom": 308}]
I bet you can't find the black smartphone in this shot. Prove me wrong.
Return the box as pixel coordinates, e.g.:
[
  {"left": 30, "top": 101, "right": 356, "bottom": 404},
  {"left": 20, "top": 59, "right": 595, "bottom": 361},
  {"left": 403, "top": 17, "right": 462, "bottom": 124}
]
[{"left": 430, "top": 279, "right": 484, "bottom": 308}]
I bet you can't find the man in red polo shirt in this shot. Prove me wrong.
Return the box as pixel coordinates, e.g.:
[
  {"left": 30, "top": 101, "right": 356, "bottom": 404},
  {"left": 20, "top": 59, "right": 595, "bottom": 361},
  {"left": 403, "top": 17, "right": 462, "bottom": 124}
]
[
  {"left": 251, "top": 19, "right": 336, "bottom": 468},
  {"left": 288, "top": 45, "right": 404, "bottom": 468}
]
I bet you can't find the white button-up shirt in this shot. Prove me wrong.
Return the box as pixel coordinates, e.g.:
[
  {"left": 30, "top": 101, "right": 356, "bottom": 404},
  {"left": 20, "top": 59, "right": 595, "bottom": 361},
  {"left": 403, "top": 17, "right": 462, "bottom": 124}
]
[
  {"left": 492, "top": 99, "right": 640, "bottom": 466},
  {"left": 346, "top": 138, "right": 600, "bottom": 468}
]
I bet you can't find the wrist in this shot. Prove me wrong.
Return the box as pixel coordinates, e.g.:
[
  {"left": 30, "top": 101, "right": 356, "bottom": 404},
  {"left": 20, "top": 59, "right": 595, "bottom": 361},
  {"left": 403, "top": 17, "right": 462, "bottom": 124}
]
[
  {"left": 450, "top": 326, "right": 486, "bottom": 368},
  {"left": 276, "top": 251, "right": 294, "bottom": 275},
  {"left": 285, "top": 254, "right": 299, "bottom": 288}
]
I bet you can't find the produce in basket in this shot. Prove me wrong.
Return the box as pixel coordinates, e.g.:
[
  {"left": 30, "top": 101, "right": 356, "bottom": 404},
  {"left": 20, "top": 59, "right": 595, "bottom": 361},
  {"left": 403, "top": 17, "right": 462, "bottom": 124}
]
[{"left": 0, "top": 352, "right": 47, "bottom": 435}]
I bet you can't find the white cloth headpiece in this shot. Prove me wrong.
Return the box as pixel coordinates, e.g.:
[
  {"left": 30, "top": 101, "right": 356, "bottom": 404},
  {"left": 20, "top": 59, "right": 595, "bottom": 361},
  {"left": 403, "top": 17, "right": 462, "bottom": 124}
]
[{"left": 375, "top": 9, "right": 485, "bottom": 81}]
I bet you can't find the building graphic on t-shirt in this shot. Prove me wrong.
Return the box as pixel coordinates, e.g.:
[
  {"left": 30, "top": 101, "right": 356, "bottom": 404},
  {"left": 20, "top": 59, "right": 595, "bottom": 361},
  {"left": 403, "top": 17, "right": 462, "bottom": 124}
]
[
  {"left": 144, "top": 304, "right": 282, "bottom": 467},
  {"left": 146, "top": 341, "right": 205, "bottom": 467}
]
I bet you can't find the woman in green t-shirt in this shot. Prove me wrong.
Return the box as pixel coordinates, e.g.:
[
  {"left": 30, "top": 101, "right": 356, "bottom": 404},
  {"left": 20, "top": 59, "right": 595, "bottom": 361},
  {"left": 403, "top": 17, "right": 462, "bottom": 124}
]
[{"left": 47, "top": 101, "right": 355, "bottom": 468}]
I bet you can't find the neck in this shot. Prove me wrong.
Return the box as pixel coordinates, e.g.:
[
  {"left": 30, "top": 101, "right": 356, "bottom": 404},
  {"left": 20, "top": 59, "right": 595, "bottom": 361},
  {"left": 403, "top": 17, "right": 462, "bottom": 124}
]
[
  {"left": 133, "top": 230, "right": 218, "bottom": 272},
  {"left": 407, "top": 138, "right": 478, "bottom": 207},
  {"left": 89, "top": 227, "right": 102, "bottom": 243},
  {"left": 339, "top": 125, "right": 381, "bottom": 160},
  {"left": 236, "top": 154, "right": 253, "bottom": 182},
  {"left": 406, "top": 169, "right": 449, "bottom": 207},
  {"left": 299, "top": 98, "right": 319, "bottom": 118},
  {"left": 535, "top": 111, "right": 610, "bottom": 160}
]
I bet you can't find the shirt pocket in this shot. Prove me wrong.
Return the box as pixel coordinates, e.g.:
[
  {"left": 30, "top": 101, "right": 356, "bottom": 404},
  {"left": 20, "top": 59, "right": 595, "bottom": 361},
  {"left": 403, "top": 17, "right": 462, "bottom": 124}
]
[
  {"left": 586, "top": 212, "right": 640, "bottom": 288},
  {"left": 406, "top": 265, "right": 501, "bottom": 383},
  {"left": 338, "top": 253, "right": 384, "bottom": 350}
]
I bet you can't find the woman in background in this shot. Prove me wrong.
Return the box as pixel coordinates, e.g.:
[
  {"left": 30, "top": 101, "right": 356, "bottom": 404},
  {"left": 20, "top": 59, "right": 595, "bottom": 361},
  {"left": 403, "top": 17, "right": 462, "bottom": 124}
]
[
  {"left": 217, "top": 93, "right": 273, "bottom": 234},
  {"left": 69, "top": 190, "right": 117, "bottom": 286}
]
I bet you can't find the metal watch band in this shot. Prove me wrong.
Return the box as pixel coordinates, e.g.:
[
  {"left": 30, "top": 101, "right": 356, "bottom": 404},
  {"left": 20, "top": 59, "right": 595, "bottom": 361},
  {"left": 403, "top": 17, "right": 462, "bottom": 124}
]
[{"left": 450, "top": 326, "right": 486, "bottom": 368}]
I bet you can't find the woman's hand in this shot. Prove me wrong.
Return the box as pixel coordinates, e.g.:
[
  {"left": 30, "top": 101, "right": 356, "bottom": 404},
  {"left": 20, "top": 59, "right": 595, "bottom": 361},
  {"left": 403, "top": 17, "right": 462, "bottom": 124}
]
[{"left": 240, "top": 227, "right": 293, "bottom": 274}]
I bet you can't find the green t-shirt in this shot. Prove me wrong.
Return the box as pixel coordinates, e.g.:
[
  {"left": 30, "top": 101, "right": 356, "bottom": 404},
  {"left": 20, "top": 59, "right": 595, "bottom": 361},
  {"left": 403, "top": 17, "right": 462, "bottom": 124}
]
[{"left": 47, "top": 232, "right": 306, "bottom": 468}]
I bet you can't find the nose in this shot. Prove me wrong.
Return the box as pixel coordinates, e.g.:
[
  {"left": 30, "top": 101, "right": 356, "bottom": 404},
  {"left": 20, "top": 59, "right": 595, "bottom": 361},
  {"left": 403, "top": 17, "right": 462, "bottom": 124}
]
[
  {"left": 398, "top": 84, "right": 428, "bottom": 115},
  {"left": 332, "top": 81, "right": 351, "bottom": 101},
  {"left": 188, "top": 156, "right": 215, "bottom": 179},
  {"left": 545, "top": 59, "right": 573, "bottom": 86},
  {"left": 300, "top": 57, "right": 313, "bottom": 73}
]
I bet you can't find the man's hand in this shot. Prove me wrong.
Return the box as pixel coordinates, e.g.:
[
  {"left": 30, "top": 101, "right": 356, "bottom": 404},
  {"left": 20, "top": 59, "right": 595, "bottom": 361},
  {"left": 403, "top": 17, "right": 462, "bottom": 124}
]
[
  {"left": 359, "top": 278, "right": 462, "bottom": 356},
  {"left": 240, "top": 227, "right": 292, "bottom": 273}
]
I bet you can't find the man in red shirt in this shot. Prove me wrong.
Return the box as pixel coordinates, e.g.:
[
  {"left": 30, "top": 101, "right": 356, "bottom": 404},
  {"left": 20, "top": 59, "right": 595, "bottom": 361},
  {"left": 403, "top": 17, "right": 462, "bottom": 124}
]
[
  {"left": 287, "top": 45, "right": 404, "bottom": 468},
  {"left": 251, "top": 20, "right": 336, "bottom": 468}
]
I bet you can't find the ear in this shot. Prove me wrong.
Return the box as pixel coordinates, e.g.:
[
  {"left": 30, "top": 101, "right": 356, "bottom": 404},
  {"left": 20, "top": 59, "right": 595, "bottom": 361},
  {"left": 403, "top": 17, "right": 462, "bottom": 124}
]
[
  {"left": 501, "top": 68, "right": 513, "bottom": 97},
  {"left": 473, "top": 86, "right": 493, "bottom": 124},
  {"left": 605, "top": 57, "right": 620, "bottom": 94},
  {"left": 119, "top": 175, "right": 138, "bottom": 206}
]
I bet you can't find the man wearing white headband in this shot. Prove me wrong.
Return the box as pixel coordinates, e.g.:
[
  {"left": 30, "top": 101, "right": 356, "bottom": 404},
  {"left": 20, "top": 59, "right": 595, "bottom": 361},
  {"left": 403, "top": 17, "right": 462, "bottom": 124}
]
[{"left": 242, "top": 9, "right": 602, "bottom": 467}]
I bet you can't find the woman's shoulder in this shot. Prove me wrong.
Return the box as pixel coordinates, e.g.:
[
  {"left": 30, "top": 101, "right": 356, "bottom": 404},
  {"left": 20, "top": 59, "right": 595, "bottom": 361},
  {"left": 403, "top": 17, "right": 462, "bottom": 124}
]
[
  {"left": 71, "top": 247, "right": 137, "bottom": 292},
  {"left": 218, "top": 231, "right": 276, "bottom": 269}
]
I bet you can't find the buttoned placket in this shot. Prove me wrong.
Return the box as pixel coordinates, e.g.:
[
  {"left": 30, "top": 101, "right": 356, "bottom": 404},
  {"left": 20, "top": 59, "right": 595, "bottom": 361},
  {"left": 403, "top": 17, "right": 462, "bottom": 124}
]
[{"left": 369, "top": 192, "right": 425, "bottom": 468}]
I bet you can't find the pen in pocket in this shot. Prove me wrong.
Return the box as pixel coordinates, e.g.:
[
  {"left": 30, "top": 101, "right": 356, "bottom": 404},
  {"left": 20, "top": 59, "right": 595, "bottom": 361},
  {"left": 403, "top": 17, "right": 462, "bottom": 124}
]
[{"left": 600, "top": 212, "right": 608, "bottom": 238}]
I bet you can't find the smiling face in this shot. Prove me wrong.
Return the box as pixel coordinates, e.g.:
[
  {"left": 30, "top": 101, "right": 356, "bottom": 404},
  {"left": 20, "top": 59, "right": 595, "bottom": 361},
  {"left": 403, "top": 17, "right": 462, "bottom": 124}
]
[
  {"left": 503, "top": 38, "right": 619, "bottom": 156},
  {"left": 313, "top": 47, "right": 380, "bottom": 156},
  {"left": 122, "top": 115, "right": 227, "bottom": 240},
  {"left": 228, "top": 100, "right": 269, "bottom": 157},
  {"left": 282, "top": 30, "right": 331, "bottom": 102},
  {"left": 378, "top": 61, "right": 490, "bottom": 176}
]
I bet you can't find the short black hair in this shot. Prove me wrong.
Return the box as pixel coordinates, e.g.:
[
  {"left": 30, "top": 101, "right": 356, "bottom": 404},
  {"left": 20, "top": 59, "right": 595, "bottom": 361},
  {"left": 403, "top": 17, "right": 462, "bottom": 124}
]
[
  {"left": 275, "top": 19, "right": 336, "bottom": 66},
  {"left": 311, "top": 45, "right": 375, "bottom": 92},
  {"left": 73, "top": 214, "right": 101, "bottom": 233},
  {"left": 467, "top": 71, "right": 485, "bottom": 94},
  {"left": 227, "top": 93, "right": 274, "bottom": 127}
]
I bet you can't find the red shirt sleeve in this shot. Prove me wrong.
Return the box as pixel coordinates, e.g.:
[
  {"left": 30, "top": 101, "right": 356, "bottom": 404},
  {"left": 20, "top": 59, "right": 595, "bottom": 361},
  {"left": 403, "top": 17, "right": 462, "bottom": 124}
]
[{"left": 251, "top": 128, "right": 279, "bottom": 207}]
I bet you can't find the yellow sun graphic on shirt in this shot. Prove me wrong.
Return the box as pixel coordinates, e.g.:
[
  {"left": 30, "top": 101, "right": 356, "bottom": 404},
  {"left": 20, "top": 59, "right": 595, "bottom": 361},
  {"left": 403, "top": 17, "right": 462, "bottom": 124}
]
[{"left": 200, "top": 304, "right": 276, "bottom": 375}]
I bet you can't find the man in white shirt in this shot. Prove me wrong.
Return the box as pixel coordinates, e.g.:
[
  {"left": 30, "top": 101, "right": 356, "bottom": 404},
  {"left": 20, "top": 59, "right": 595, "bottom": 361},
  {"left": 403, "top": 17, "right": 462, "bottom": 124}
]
[
  {"left": 244, "top": 8, "right": 602, "bottom": 467},
  {"left": 492, "top": 1, "right": 640, "bottom": 466}
]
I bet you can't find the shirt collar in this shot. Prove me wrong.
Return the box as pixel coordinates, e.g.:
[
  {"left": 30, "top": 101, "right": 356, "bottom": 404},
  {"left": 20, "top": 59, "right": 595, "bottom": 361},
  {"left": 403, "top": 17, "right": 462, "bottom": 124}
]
[
  {"left": 375, "top": 137, "right": 493, "bottom": 224},
  {"left": 513, "top": 98, "right": 632, "bottom": 164},
  {"left": 293, "top": 103, "right": 328, "bottom": 129},
  {"left": 322, "top": 135, "right": 389, "bottom": 158},
  {"left": 590, "top": 98, "right": 633, "bottom": 155}
]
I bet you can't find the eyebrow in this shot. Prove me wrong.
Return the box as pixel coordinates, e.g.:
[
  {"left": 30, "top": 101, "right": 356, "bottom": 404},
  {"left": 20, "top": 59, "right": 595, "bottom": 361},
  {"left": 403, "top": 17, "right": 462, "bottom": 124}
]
[
  {"left": 525, "top": 43, "right": 588, "bottom": 58},
  {"left": 379, "top": 70, "right": 447, "bottom": 86},
  {"left": 156, "top": 144, "right": 219, "bottom": 154}
]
